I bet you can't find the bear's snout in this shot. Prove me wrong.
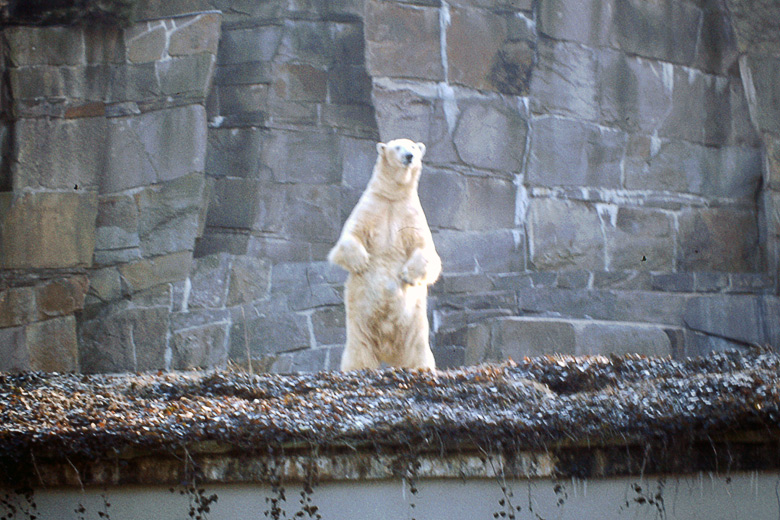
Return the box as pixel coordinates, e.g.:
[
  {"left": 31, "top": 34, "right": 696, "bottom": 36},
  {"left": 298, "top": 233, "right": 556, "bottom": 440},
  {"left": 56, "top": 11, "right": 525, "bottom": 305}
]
[{"left": 402, "top": 152, "right": 414, "bottom": 165}]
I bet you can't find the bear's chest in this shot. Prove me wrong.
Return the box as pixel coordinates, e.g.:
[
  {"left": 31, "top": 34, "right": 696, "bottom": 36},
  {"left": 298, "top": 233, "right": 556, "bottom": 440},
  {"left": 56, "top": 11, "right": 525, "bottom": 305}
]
[{"left": 367, "top": 203, "right": 418, "bottom": 256}]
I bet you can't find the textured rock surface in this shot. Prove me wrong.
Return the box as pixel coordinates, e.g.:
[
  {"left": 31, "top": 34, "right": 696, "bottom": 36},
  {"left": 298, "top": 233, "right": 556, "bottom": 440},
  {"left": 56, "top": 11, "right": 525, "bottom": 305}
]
[{"left": 0, "top": 0, "right": 777, "bottom": 374}]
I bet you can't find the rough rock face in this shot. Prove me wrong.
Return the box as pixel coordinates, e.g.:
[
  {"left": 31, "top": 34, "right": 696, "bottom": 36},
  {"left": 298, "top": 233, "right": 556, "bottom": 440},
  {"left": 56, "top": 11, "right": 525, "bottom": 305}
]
[{"left": 0, "top": 0, "right": 777, "bottom": 373}]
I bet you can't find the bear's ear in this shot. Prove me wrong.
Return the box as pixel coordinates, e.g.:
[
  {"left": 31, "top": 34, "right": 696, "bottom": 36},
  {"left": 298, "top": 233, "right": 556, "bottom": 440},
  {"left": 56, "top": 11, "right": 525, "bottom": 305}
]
[
  {"left": 416, "top": 142, "right": 426, "bottom": 158},
  {"left": 376, "top": 142, "right": 387, "bottom": 156}
]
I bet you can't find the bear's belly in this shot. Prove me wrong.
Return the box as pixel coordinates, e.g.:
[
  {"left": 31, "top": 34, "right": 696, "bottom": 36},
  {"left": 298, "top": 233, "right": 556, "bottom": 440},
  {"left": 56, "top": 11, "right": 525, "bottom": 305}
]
[{"left": 345, "top": 267, "right": 426, "bottom": 355}]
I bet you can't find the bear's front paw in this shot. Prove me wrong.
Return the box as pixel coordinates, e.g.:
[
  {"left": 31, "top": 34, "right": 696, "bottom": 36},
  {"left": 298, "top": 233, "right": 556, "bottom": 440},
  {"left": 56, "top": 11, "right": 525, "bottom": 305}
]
[
  {"left": 400, "top": 262, "right": 425, "bottom": 286},
  {"left": 331, "top": 236, "right": 370, "bottom": 274}
]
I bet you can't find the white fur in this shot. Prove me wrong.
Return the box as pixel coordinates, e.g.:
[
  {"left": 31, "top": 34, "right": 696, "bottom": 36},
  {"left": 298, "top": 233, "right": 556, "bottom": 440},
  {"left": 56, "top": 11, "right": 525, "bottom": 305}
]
[{"left": 328, "top": 139, "right": 441, "bottom": 371}]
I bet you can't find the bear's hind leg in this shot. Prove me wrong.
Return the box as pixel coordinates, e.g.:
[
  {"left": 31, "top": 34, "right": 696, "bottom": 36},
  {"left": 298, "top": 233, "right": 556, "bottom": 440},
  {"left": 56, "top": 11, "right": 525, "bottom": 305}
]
[{"left": 340, "top": 330, "right": 380, "bottom": 371}]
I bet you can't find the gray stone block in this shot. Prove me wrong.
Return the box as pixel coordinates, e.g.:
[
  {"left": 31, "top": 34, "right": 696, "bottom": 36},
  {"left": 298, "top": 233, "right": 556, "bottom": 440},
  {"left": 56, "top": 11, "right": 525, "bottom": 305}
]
[
  {"left": 597, "top": 49, "right": 673, "bottom": 132},
  {"left": 328, "top": 64, "right": 372, "bottom": 105},
  {"left": 452, "top": 98, "right": 528, "bottom": 172},
  {"left": 206, "top": 127, "right": 269, "bottom": 179},
  {"left": 605, "top": 207, "right": 675, "bottom": 271},
  {"left": 272, "top": 63, "right": 326, "bottom": 102},
  {"left": 269, "top": 347, "right": 328, "bottom": 373},
  {"left": 610, "top": 0, "right": 702, "bottom": 65},
  {"left": 26, "top": 316, "right": 79, "bottom": 372},
  {"left": 516, "top": 287, "right": 689, "bottom": 326},
  {"left": 684, "top": 294, "right": 779, "bottom": 348},
  {"left": 35, "top": 275, "right": 89, "bottom": 320},
  {"left": 0, "top": 326, "right": 28, "bottom": 372},
  {"left": 576, "top": 320, "right": 674, "bottom": 357},
  {"left": 217, "top": 25, "right": 282, "bottom": 65},
  {"left": 447, "top": 6, "right": 508, "bottom": 92},
  {"left": 95, "top": 193, "right": 140, "bottom": 256},
  {"left": 365, "top": 1, "right": 443, "bottom": 80},
  {"left": 214, "top": 61, "right": 273, "bottom": 86},
  {"left": 188, "top": 253, "right": 232, "bottom": 309},
  {"left": 107, "top": 62, "right": 162, "bottom": 103},
  {"left": 157, "top": 53, "right": 216, "bottom": 100},
  {"left": 530, "top": 39, "right": 599, "bottom": 122},
  {"left": 433, "top": 229, "right": 523, "bottom": 274},
  {"left": 659, "top": 67, "right": 731, "bottom": 146},
  {"left": 492, "top": 317, "right": 578, "bottom": 359},
  {"left": 677, "top": 207, "right": 759, "bottom": 272},
  {"left": 85, "top": 267, "right": 123, "bottom": 307},
  {"left": 167, "top": 12, "right": 222, "bottom": 57},
  {"left": 136, "top": 173, "right": 206, "bottom": 257},
  {"left": 79, "top": 305, "right": 170, "bottom": 373},
  {"left": 537, "top": 0, "right": 611, "bottom": 47},
  {"left": 0, "top": 191, "right": 98, "bottom": 269},
  {"left": 743, "top": 54, "right": 780, "bottom": 135},
  {"left": 124, "top": 20, "right": 167, "bottom": 63},
  {"left": 527, "top": 116, "right": 624, "bottom": 188},
  {"left": 103, "top": 105, "right": 207, "bottom": 193},
  {"left": 281, "top": 184, "right": 343, "bottom": 243},
  {"left": 237, "top": 311, "right": 312, "bottom": 357},
  {"left": 0, "top": 286, "right": 36, "bottom": 328},
  {"left": 117, "top": 251, "right": 193, "bottom": 294},
  {"left": 13, "top": 116, "right": 107, "bottom": 191},
  {"left": 5, "top": 25, "right": 86, "bottom": 67},
  {"left": 227, "top": 255, "right": 272, "bottom": 306},
  {"left": 171, "top": 320, "right": 229, "bottom": 370},
  {"left": 262, "top": 130, "right": 342, "bottom": 184},
  {"left": 311, "top": 306, "right": 346, "bottom": 346},
  {"left": 276, "top": 20, "right": 335, "bottom": 68},
  {"left": 528, "top": 198, "right": 604, "bottom": 271}
]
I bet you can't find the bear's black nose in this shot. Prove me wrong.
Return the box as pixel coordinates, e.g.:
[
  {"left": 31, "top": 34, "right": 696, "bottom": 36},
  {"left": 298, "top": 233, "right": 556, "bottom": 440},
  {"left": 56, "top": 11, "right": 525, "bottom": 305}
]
[{"left": 403, "top": 153, "right": 413, "bottom": 164}]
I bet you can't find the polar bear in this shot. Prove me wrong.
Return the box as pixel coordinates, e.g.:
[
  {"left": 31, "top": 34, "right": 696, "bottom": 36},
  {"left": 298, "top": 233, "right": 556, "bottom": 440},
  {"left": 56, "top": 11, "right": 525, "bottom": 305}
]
[{"left": 328, "top": 139, "right": 441, "bottom": 371}]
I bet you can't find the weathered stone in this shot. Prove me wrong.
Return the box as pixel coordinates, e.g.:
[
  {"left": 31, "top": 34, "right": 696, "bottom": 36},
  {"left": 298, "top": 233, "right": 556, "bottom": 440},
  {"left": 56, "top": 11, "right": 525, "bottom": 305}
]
[
  {"left": 79, "top": 306, "right": 170, "bottom": 373},
  {"left": 452, "top": 98, "right": 527, "bottom": 172},
  {"left": 214, "top": 61, "right": 272, "bottom": 86},
  {"left": 85, "top": 267, "right": 123, "bottom": 307},
  {"left": 269, "top": 347, "right": 328, "bottom": 373},
  {"left": 419, "top": 169, "right": 514, "bottom": 231},
  {"left": 447, "top": 6, "right": 507, "bottom": 92},
  {"left": 742, "top": 54, "right": 780, "bottom": 135},
  {"left": 188, "top": 253, "right": 232, "bottom": 309},
  {"left": 13, "top": 116, "right": 107, "bottom": 191},
  {"left": 26, "top": 316, "right": 79, "bottom": 372},
  {"left": 107, "top": 62, "right": 162, "bottom": 103},
  {"left": 206, "top": 127, "right": 269, "bottom": 179},
  {"left": 227, "top": 255, "right": 272, "bottom": 306},
  {"left": 157, "top": 53, "right": 216, "bottom": 99},
  {"left": 136, "top": 173, "right": 206, "bottom": 257},
  {"left": 537, "top": 0, "right": 611, "bottom": 47},
  {"left": 530, "top": 39, "right": 599, "bottom": 121},
  {"left": 0, "top": 286, "right": 36, "bottom": 328},
  {"left": 605, "top": 207, "right": 675, "bottom": 271},
  {"left": 433, "top": 229, "right": 523, "bottom": 274},
  {"left": 693, "top": 8, "right": 740, "bottom": 75},
  {"left": 272, "top": 63, "right": 326, "bottom": 102},
  {"left": 168, "top": 12, "right": 222, "bottom": 57},
  {"left": 677, "top": 207, "right": 759, "bottom": 272},
  {"left": 281, "top": 184, "right": 342, "bottom": 243},
  {"left": 276, "top": 20, "right": 335, "bottom": 67},
  {"left": 576, "top": 321, "right": 674, "bottom": 357},
  {"left": 311, "top": 306, "right": 346, "bottom": 346},
  {"left": 118, "top": 251, "right": 193, "bottom": 293},
  {"left": 124, "top": 21, "right": 167, "bottom": 63},
  {"left": 328, "top": 64, "right": 372, "bottom": 105},
  {"left": 610, "top": 0, "right": 702, "bottom": 65},
  {"left": 528, "top": 198, "right": 604, "bottom": 271},
  {"left": 556, "top": 270, "right": 591, "bottom": 290},
  {"left": 659, "top": 67, "right": 732, "bottom": 146},
  {"left": 433, "top": 273, "right": 494, "bottom": 295},
  {"left": 597, "top": 49, "right": 674, "bottom": 132},
  {"left": 0, "top": 326, "right": 28, "bottom": 372},
  {"left": 365, "top": 1, "right": 443, "bottom": 80},
  {"left": 217, "top": 25, "right": 282, "bottom": 65},
  {"left": 624, "top": 136, "right": 762, "bottom": 200},
  {"left": 103, "top": 105, "right": 208, "bottom": 193},
  {"left": 171, "top": 321, "right": 229, "bottom": 370},
  {"left": 261, "top": 131, "right": 342, "bottom": 184},
  {"left": 492, "top": 317, "right": 578, "bottom": 359},
  {"left": 237, "top": 311, "right": 311, "bottom": 357},
  {"left": 516, "top": 287, "right": 688, "bottom": 326},
  {"left": 205, "top": 177, "right": 266, "bottom": 230},
  {"left": 4, "top": 25, "right": 86, "bottom": 67},
  {"left": 0, "top": 191, "right": 98, "bottom": 269},
  {"left": 683, "top": 294, "right": 768, "bottom": 347},
  {"left": 651, "top": 273, "right": 695, "bottom": 293},
  {"left": 95, "top": 193, "right": 140, "bottom": 259},
  {"left": 527, "top": 116, "right": 624, "bottom": 188},
  {"left": 35, "top": 276, "right": 89, "bottom": 320}
]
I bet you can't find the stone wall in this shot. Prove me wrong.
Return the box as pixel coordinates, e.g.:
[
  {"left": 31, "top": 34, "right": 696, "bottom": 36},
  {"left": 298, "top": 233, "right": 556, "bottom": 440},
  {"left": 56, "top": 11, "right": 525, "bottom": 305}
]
[{"left": 0, "top": 0, "right": 777, "bottom": 373}]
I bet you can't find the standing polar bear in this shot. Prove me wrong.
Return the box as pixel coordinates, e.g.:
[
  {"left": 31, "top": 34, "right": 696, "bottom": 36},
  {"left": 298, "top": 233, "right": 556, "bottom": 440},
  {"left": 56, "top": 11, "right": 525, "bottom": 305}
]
[{"left": 328, "top": 139, "right": 441, "bottom": 371}]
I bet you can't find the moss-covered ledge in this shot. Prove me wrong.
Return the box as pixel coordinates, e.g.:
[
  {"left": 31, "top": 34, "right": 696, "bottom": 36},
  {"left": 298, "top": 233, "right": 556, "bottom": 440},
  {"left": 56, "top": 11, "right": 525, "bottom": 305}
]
[{"left": 1, "top": 349, "right": 779, "bottom": 487}]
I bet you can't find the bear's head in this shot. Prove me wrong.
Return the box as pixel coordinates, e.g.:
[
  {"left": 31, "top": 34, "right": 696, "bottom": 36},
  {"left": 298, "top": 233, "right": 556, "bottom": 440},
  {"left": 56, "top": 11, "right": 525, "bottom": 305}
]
[{"left": 377, "top": 139, "right": 426, "bottom": 170}]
